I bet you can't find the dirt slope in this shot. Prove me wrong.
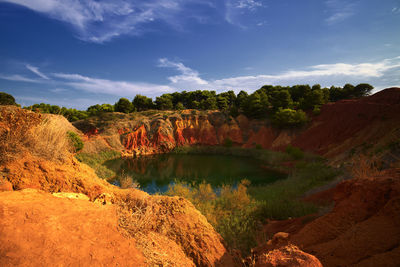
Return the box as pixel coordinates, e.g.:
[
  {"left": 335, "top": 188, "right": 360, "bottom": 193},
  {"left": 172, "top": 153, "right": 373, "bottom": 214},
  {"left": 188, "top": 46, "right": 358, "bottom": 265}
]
[
  {"left": 292, "top": 87, "right": 400, "bottom": 159},
  {"left": 0, "top": 106, "right": 235, "bottom": 266},
  {"left": 289, "top": 169, "right": 400, "bottom": 266},
  {"left": 0, "top": 189, "right": 145, "bottom": 266}
]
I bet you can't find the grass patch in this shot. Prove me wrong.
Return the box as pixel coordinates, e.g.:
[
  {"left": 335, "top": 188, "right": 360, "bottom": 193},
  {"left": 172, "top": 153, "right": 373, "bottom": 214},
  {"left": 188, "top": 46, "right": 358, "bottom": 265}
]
[
  {"left": 163, "top": 156, "right": 339, "bottom": 254},
  {"left": 166, "top": 180, "right": 259, "bottom": 255},
  {"left": 249, "top": 161, "right": 340, "bottom": 220},
  {"left": 75, "top": 150, "right": 121, "bottom": 179}
]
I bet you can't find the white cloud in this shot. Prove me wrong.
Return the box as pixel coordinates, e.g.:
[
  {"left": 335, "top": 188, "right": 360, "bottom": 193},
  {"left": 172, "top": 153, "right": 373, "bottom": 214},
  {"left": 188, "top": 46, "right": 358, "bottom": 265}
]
[
  {"left": 50, "top": 88, "right": 68, "bottom": 93},
  {"left": 158, "top": 58, "right": 208, "bottom": 85},
  {"left": 25, "top": 64, "right": 49, "bottom": 79},
  {"left": 1, "top": 0, "right": 216, "bottom": 43},
  {"left": 0, "top": 73, "right": 40, "bottom": 83},
  {"left": 211, "top": 57, "right": 400, "bottom": 92},
  {"left": 392, "top": 7, "right": 400, "bottom": 14},
  {"left": 224, "top": 0, "right": 264, "bottom": 27},
  {"left": 325, "top": 0, "right": 355, "bottom": 25},
  {"left": 52, "top": 72, "right": 174, "bottom": 97},
  {"left": 235, "top": 0, "right": 262, "bottom": 10},
  {"left": 3, "top": 57, "right": 400, "bottom": 104}
]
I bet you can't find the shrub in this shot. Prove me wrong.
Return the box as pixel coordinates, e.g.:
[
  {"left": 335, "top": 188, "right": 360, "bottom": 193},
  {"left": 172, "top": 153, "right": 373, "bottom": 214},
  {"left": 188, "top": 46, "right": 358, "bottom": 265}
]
[
  {"left": 312, "top": 105, "right": 321, "bottom": 115},
  {"left": 27, "top": 117, "right": 73, "bottom": 161},
  {"left": 0, "top": 92, "right": 17, "bottom": 105},
  {"left": 272, "top": 108, "right": 308, "bottom": 128},
  {"left": 166, "top": 180, "right": 259, "bottom": 254},
  {"left": 67, "top": 131, "right": 84, "bottom": 153},
  {"left": 0, "top": 106, "right": 41, "bottom": 163},
  {"left": 285, "top": 145, "right": 304, "bottom": 160}
]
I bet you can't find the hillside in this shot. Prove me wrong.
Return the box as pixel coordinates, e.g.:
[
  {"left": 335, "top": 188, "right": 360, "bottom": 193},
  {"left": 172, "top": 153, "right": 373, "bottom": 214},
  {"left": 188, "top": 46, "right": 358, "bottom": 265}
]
[
  {"left": 74, "top": 88, "right": 400, "bottom": 164},
  {"left": 1, "top": 88, "right": 400, "bottom": 266}
]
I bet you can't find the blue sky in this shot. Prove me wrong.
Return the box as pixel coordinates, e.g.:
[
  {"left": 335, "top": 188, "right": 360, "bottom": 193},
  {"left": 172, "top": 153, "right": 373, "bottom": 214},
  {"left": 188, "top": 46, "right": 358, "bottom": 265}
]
[{"left": 0, "top": 0, "right": 399, "bottom": 109}]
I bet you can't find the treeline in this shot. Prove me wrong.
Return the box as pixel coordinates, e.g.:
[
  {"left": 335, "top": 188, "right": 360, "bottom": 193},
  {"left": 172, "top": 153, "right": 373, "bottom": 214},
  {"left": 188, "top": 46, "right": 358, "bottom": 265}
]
[{"left": 12, "top": 83, "right": 373, "bottom": 127}]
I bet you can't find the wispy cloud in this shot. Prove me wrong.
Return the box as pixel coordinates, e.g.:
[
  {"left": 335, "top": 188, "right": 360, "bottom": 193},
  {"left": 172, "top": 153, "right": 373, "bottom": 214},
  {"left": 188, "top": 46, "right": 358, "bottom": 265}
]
[
  {"left": 3, "top": 57, "right": 400, "bottom": 103},
  {"left": 2, "top": 0, "right": 216, "bottom": 43},
  {"left": 25, "top": 64, "right": 49, "bottom": 79},
  {"left": 52, "top": 72, "right": 173, "bottom": 97},
  {"left": 392, "top": 7, "right": 400, "bottom": 14},
  {"left": 325, "top": 0, "right": 356, "bottom": 25},
  {"left": 224, "top": 0, "right": 264, "bottom": 27},
  {"left": 158, "top": 56, "right": 400, "bottom": 93},
  {"left": 0, "top": 73, "right": 40, "bottom": 83},
  {"left": 158, "top": 58, "right": 208, "bottom": 85},
  {"left": 235, "top": 0, "right": 262, "bottom": 10}
]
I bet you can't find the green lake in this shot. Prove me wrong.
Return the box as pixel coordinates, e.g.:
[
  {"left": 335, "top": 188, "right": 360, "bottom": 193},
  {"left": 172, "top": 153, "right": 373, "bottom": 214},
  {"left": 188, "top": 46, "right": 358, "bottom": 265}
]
[{"left": 107, "top": 154, "right": 286, "bottom": 194}]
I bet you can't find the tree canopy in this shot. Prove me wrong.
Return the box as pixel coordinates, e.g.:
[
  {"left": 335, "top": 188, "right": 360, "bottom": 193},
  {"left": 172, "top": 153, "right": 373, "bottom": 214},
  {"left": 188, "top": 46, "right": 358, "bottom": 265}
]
[{"left": 18, "top": 82, "right": 374, "bottom": 127}]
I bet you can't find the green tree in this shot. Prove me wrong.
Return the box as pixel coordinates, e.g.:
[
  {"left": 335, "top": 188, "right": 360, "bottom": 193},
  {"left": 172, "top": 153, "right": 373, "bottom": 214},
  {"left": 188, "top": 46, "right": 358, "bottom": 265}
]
[
  {"left": 268, "top": 89, "right": 292, "bottom": 110},
  {"left": 156, "top": 94, "right": 174, "bottom": 110},
  {"left": 329, "top": 86, "right": 344, "bottom": 102},
  {"left": 244, "top": 92, "right": 269, "bottom": 118},
  {"left": 272, "top": 108, "right": 308, "bottom": 128},
  {"left": 133, "top": 94, "right": 154, "bottom": 111},
  {"left": 0, "top": 92, "right": 17, "bottom": 105},
  {"left": 201, "top": 97, "right": 217, "bottom": 110},
  {"left": 343, "top": 83, "right": 355, "bottom": 98},
  {"left": 217, "top": 95, "right": 229, "bottom": 111},
  {"left": 353, "top": 83, "right": 374, "bottom": 97},
  {"left": 115, "top": 98, "right": 134, "bottom": 113},
  {"left": 301, "top": 89, "right": 325, "bottom": 110},
  {"left": 175, "top": 102, "right": 185, "bottom": 110},
  {"left": 235, "top": 90, "right": 249, "bottom": 111}
]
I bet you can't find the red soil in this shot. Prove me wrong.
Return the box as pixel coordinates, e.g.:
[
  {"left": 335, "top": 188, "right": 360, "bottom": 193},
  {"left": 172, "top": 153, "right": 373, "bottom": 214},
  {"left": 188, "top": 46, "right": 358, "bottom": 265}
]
[{"left": 0, "top": 189, "right": 145, "bottom": 267}]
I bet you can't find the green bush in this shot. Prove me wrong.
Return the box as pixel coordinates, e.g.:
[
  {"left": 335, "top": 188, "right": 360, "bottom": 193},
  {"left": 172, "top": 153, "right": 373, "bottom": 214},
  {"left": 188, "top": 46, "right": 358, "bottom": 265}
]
[
  {"left": 166, "top": 180, "right": 259, "bottom": 255},
  {"left": 313, "top": 105, "right": 321, "bottom": 115},
  {"left": 67, "top": 131, "right": 84, "bottom": 153},
  {"left": 285, "top": 144, "right": 304, "bottom": 160},
  {"left": 0, "top": 92, "right": 17, "bottom": 105},
  {"left": 272, "top": 108, "right": 308, "bottom": 128}
]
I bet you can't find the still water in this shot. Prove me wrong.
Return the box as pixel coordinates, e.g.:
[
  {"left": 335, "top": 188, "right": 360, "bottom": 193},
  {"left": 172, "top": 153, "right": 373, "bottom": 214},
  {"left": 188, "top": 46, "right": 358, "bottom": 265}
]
[{"left": 107, "top": 154, "right": 285, "bottom": 194}]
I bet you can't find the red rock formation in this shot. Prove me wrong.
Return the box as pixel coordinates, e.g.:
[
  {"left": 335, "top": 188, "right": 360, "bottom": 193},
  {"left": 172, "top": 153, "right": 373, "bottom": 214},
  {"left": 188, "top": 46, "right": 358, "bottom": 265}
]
[
  {"left": 251, "top": 232, "right": 322, "bottom": 267},
  {"left": 290, "top": 169, "right": 400, "bottom": 266}
]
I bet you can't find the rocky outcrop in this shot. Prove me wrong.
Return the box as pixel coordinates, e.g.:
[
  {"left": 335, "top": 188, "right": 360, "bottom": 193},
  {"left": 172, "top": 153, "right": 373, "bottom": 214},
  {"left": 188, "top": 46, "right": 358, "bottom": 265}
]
[
  {"left": 250, "top": 232, "right": 322, "bottom": 267},
  {"left": 76, "top": 88, "right": 400, "bottom": 160},
  {"left": 0, "top": 106, "right": 235, "bottom": 266},
  {"left": 289, "top": 169, "right": 400, "bottom": 266}
]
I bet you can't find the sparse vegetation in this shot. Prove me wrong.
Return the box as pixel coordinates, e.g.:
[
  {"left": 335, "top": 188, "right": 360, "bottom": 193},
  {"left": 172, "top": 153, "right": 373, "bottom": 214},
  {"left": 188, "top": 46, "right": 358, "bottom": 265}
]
[
  {"left": 285, "top": 144, "right": 304, "bottom": 160},
  {"left": 27, "top": 116, "right": 73, "bottom": 162},
  {"left": 166, "top": 180, "right": 259, "bottom": 254},
  {"left": 76, "top": 150, "right": 121, "bottom": 179},
  {"left": 67, "top": 131, "right": 84, "bottom": 153}
]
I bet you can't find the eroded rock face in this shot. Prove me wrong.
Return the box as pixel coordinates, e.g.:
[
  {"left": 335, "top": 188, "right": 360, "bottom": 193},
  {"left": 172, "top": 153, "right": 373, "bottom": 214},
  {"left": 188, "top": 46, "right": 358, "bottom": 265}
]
[
  {"left": 250, "top": 233, "right": 322, "bottom": 267},
  {"left": 291, "top": 169, "right": 400, "bottom": 266},
  {"left": 76, "top": 88, "right": 400, "bottom": 160}
]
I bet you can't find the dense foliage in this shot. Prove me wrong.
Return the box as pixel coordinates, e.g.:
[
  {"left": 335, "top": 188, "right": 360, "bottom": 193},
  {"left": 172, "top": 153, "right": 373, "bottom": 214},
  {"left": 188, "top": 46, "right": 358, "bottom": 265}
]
[
  {"left": 17, "top": 83, "right": 373, "bottom": 127},
  {"left": 0, "top": 92, "right": 18, "bottom": 106}
]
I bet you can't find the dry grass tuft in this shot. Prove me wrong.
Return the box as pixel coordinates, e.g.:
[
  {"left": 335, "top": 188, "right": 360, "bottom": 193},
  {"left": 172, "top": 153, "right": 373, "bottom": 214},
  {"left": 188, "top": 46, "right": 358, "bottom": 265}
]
[
  {"left": 27, "top": 116, "right": 73, "bottom": 162},
  {"left": 119, "top": 171, "right": 140, "bottom": 189},
  {"left": 350, "top": 154, "right": 384, "bottom": 179},
  {"left": 0, "top": 106, "right": 41, "bottom": 163},
  {"left": 0, "top": 106, "right": 75, "bottom": 163}
]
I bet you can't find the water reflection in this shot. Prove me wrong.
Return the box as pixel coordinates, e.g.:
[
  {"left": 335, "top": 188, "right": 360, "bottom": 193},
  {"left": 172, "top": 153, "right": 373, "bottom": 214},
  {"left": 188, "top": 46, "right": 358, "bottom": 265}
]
[{"left": 107, "top": 154, "right": 285, "bottom": 194}]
